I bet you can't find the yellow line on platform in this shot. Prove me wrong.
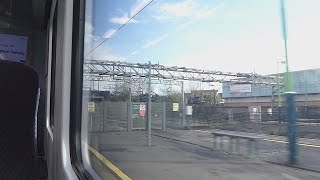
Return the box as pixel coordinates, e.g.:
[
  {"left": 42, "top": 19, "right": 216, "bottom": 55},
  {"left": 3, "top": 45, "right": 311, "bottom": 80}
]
[
  {"left": 261, "top": 138, "right": 288, "bottom": 144},
  {"left": 88, "top": 146, "right": 132, "bottom": 180}
]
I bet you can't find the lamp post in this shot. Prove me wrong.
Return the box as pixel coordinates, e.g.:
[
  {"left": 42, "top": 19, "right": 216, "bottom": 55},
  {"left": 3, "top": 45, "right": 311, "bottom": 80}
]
[{"left": 280, "top": 0, "right": 297, "bottom": 165}]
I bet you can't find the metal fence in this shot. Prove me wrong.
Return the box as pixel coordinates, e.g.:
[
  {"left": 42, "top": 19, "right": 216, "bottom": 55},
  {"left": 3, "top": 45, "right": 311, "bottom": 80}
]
[
  {"left": 151, "top": 102, "right": 165, "bottom": 130},
  {"left": 90, "top": 101, "right": 104, "bottom": 132},
  {"left": 89, "top": 101, "right": 186, "bottom": 132},
  {"left": 105, "top": 102, "right": 128, "bottom": 131},
  {"left": 89, "top": 101, "right": 320, "bottom": 137},
  {"left": 166, "top": 102, "right": 183, "bottom": 129},
  {"left": 89, "top": 101, "right": 128, "bottom": 132}
]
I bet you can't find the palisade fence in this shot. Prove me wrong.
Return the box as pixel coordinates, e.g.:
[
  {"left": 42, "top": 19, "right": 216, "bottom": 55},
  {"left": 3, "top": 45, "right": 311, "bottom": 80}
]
[
  {"left": 88, "top": 101, "right": 128, "bottom": 132},
  {"left": 166, "top": 102, "right": 183, "bottom": 129},
  {"left": 88, "top": 101, "right": 183, "bottom": 133},
  {"left": 88, "top": 101, "right": 320, "bottom": 133},
  {"left": 151, "top": 102, "right": 165, "bottom": 130}
]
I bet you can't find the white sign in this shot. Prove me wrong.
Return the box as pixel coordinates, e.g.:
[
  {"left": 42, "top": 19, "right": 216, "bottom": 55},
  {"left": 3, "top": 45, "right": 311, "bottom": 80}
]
[
  {"left": 253, "top": 107, "right": 257, "bottom": 113},
  {"left": 186, "top": 106, "right": 193, "bottom": 115},
  {"left": 0, "top": 34, "right": 28, "bottom": 62},
  {"left": 173, "top": 103, "right": 179, "bottom": 112},
  {"left": 230, "top": 84, "right": 251, "bottom": 94},
  {"left": 140, "top": 104, "right": 146, "bottom": 111}
]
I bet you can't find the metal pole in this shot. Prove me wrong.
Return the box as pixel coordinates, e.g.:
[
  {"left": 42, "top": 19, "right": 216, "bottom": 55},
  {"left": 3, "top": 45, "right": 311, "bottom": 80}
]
[
  {"left": 129, "top": 87, "right": 132, "bottom": 102},
  {"left": 128, "top": 86, "right": 132, "bottom": 131},
  {"left": 102, "top": 101, "right": 105, "bottom": 133},
  {"left": 271, "top": 85, "right": 274, "bottom": 114},
  {"left": 277, "top": 62, "right": 282, "bottom": 107},
  {"left": 304, "top": 71, "right": 308, "bottom": 118},
  {"left": 127, "top": 101, "right": 132, "bottom": 131},
  {"left": 280, "top": 0, "right": 297, "bottom": 164},
  {"left": 181, "top": 81, "right": 186, "bottom": 128},
  {"left": 90, "top": 113, "right": 93, "bottom": 132},
  {"left": 162, "top": 102, "right": 166, "bottom": 131},
  {"left": 286, "top": 92, "right": 297, "bottom": 164},
  {"left": 277, "top": 62, "right": 282, "bottom": 122},
  {"left": 148, "top": 61, "right": 152, "bottom": 146}
]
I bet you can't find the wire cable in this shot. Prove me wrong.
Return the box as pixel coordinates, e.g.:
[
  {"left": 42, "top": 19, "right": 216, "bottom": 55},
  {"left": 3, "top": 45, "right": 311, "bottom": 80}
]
[{"left": 85, "top": 0, "right": 154, "bottom": 57}]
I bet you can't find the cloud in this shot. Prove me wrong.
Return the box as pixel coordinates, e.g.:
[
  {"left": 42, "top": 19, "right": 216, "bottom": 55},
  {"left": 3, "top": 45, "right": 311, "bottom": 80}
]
[
  {"left": 103, "top": 29, "right": 117, "bottom": 39},
  {"left": 84, "top": 21, "right": 104, "bottom": 56},
  {"left": 85, "top": 42, "right": 127, "bottom": 61},
  {"left": 164, "top": 35, "right": 284, "bottom": 75},
  {"left": 151, "top": 0, "right": 224, "bottom": 34},
  {"left": 131, "top": 0, "right": 152, "bottom": 17},
  {"left": 84, "top": 21, "right": 94, "bottom": 48},
  {"left": 159, "top": 0, "right": 197, "bottom": 17},
  {"left": 110, "top": 13, "right": 139, "bottom": 25},
  {"left": 131, "top": 50, "right": 139, "bottom": 55},
  {"left": 109, "top": 0, "right": 151, "bottom": 25},
  {"left": 142, "top": 1, "right": 224, "bottom": 50},
  {"left": 86, "top": 41, "right": 126, "bottom": 61},
  {"left": 84, "top": 21, "right": 126, "bottom": 60},
  {"left": 225, "top": 11, "right": 241, "bottom": 19},
  {"left": 152, "top": 0, "right": 223, "bottom": 21},
  {"left": 143, "top": 33, "right": 168, "bottom": 48},
  {"left": 88, "top": 40, "right": 127, "bottom": 61},
  {"left": 152, "top": 0, "right": 197, "bottom": 21}
]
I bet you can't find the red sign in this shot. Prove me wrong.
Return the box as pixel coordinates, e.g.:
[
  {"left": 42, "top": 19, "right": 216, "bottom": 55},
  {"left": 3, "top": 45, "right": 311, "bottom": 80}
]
[{"left": 139, "top": 104, "right": 146, "bottom": 117}]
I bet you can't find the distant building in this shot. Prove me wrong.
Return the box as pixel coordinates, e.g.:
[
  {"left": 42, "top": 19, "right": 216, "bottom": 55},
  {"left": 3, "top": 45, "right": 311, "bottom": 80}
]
[{"left": 222, "top": 69, "right": 320, "bottom": 108}]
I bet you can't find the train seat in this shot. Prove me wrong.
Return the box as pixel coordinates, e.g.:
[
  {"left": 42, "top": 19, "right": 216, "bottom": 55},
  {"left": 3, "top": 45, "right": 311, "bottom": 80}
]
[{"left": 0, "top": 60, "right": 39, "bottom": 180}]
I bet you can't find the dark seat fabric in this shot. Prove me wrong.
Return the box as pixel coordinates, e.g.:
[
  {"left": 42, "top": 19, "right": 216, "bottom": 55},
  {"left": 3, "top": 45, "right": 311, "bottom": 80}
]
[{"left": 0, "top": 60, "right": 39, "bottom": 180}]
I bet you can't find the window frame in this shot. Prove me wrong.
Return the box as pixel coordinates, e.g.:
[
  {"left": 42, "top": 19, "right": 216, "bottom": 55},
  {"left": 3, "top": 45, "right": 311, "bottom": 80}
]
[
  {"left": 69, "top": 0, "right": 93, "bottom": 179},
  {"left": 49, "top": 2, "right": 58, "bottom": 129}
]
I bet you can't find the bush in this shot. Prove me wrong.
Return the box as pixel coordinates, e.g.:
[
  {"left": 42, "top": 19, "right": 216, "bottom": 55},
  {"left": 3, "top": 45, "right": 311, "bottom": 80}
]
[{"left": 270, "top": 129, "right": 288, "bottom": 136}]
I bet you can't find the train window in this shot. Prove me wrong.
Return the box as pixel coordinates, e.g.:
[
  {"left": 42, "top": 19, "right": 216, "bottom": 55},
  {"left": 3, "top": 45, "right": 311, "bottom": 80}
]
[
  {"left": 75, "top": 0, "right": 320, "bottom": 179},
  {"left": 49, "top": 4, "right": 58, "bottom": 128}
]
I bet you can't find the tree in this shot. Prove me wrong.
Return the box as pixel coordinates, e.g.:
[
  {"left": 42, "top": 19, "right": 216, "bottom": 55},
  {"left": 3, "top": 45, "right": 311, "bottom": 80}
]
[
  {"left": 161, "top": 90, "right": 182, "bottom": 102},
  {"left": 110, "top": 82, "right": 130, "bottom": 101}
]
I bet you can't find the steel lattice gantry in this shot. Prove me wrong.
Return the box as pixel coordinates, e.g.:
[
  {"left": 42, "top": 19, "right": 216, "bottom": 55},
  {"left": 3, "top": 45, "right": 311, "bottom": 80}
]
[{"left": 84, "top": 59, "right": 283, "bottom": 85}]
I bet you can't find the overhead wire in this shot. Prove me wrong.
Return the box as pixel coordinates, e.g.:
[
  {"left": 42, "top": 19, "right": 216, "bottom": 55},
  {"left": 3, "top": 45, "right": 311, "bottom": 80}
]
[{"left": 85, "top": 0, "right": 155, "bottom": 57}]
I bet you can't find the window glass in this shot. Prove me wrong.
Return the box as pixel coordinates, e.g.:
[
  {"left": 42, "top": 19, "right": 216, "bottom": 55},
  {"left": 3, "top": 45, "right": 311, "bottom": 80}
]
[{"left": 82, "top": 1, "right": 320, "bottom": 179}]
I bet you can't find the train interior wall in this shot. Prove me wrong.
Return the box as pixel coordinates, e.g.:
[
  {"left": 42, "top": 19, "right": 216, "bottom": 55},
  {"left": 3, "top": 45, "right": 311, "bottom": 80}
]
[{"left": 0, "top": 0, "right": 50, "bottom": 177}]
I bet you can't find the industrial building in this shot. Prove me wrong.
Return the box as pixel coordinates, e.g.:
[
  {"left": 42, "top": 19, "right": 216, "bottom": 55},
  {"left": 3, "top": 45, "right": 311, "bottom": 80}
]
[{"left": 222, "top": 69, "right": 320, "bottom": 118}]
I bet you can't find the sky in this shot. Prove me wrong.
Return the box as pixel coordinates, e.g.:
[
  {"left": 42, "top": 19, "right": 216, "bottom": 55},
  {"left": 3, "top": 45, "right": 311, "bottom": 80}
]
[{"left": 84, "top": 0, "right": 320, "bottom": 92}]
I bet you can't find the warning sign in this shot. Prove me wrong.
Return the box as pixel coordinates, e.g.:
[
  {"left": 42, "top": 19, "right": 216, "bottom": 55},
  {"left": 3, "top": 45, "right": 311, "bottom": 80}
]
[
  {"left": 88, "top": 102, "right": 95, "bottom": 112},
  {"left": 173, "top": 103, "right": 179, "bottom": 112},
  {"left": 139, "top": 104, "right": 146, "bottom": 117}
]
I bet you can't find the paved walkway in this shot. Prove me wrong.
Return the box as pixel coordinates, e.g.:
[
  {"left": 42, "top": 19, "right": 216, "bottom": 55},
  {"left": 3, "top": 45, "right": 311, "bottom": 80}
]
[
  {"left": 210, "top": 128, "right": 320, "bottom": 146},
  {"left": 89, "top": 131, "right": 320, "bottom": 180},
  {"left": 153, "top": 129, "right": 320, "bottom": 172}
]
